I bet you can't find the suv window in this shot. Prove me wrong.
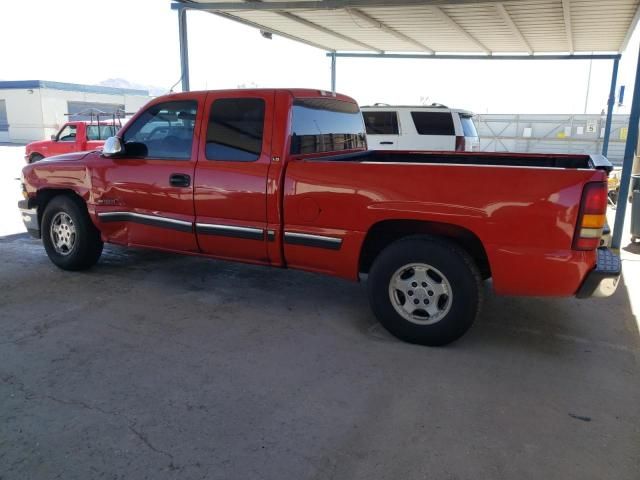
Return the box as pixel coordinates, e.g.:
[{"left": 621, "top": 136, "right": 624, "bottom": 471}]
[
  {"left": 291, "top": 98, "right": 366, "bottom": 155},
  {"left": 206, "top": 98, "right": 265, "bottom": 162},
  {"left": 122, "top": 100, "right": 197, "bottom": 160},
  {"left": 363, "top": 111, "right": 399, "bottom": 135},
  {"left": 411, "top": 112, "right": 455, "bottom": 136},
  {"left": 460, "top": 115, "right": 478, "bottom": 137},
  {"left": 57, "top": 125, "right": 77, "bottom": 142}
]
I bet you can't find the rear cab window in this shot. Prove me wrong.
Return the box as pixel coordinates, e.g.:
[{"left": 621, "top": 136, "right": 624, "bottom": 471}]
[
  {"left": 410, "top": 112, "right": 455, "bottom": 136},
  {"left": 205, "top": 98, "right": 265, "bottom": 162},
  {"left": 363, "top": 111, "right": 399, "bottom": 135},
  {"left": 290, "top": 98, "right": 367, "bottom": 155},
  {"left": 86, "top": 125, "right": 117, "bottom": 141}
]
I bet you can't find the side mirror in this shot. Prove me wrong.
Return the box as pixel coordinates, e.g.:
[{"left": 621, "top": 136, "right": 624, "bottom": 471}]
[
  {"left": 102, "top": 136, "right": 123, "bottom": 157},
  {"left": 124, "top": 141, "right": 148, "bottom": 157},
  {"left": 50, "top": 134, "right": 57, "bottom": 141}
]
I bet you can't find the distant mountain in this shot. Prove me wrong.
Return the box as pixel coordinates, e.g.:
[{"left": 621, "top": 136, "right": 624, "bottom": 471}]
[{"left": 99, "top": 78, "right": 166, "bottom": 97}]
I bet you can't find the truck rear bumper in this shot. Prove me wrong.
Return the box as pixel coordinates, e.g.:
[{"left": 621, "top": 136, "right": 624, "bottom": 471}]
[
  {"left": 18, "top": 200, "right": 40, "bottom": 238},
  {"left": 576, "top": 248, "right": 621, "bottom": 298}
]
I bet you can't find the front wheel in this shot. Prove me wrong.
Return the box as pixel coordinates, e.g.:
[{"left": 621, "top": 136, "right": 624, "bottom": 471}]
[
  {"left": 41, "top": 195, "right": 103, "bottom": 270},
  {"left": 29, "top": 153, "right": 44, "bottom": 163},
  {"left": 368, "top": 236, "right": 482, "bottom": 346}
]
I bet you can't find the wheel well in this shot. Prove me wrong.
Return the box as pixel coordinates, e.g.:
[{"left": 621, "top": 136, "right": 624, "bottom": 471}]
[
  {"left": 359, "top": 220, "right": 491, "bottom": 279},
  {"left": 33, "top": 189, "right": 86, "bottom": 227}
]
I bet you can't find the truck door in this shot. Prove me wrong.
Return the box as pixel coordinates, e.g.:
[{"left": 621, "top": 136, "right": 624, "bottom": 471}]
[
  {"left": 193, "top": 91, "right": 274, "bottom": 263},
  {"left": 398, "top": 110, "right": 456, "bottom": 151},
  {"left": 94, "top": 97, "right": 201, "bottom": 252},
  {"left": 50, "top": 123, "right": 79, "bottom": 156}
]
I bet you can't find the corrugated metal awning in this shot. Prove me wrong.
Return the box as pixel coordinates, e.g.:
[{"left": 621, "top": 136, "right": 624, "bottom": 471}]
[{"left": 173, "top": 0, "right": 640, "bottom": 55}]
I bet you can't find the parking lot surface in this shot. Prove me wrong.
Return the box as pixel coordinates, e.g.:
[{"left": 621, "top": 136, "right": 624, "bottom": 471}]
[{"left": 1, "top": 146, "right": 639, "bottom": 480}]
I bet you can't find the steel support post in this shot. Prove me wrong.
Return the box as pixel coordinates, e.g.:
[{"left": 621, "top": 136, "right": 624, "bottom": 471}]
[
  {"left": 603, "top": 57, "right": 620, "bottom": 156},
  {"left": 330, "top": 51, "right": 337, "bottom": 94},
  {"left": 612, "top": 48, "right": 640, "bottom": 249},
  {"left": 178, "top": 8, "right": 191, "bottom": 92}
]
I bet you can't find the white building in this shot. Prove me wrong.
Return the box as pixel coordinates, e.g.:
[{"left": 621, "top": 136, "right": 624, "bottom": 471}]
[{"left": 0, "top": 80, "right": 151, "bottom": 143}]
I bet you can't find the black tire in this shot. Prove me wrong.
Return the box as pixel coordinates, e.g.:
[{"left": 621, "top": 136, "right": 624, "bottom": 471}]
[
  {"left": 29, "top": 154, "right": 44, "bottom": 163},
  {"left": 41, "top": 195, "right": 103, "bottom": 271},
  {"left": 368, "top": 236, "right": 482, "bottom": 346}
]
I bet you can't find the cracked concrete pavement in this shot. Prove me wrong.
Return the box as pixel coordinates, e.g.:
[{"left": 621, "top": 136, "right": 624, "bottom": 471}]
[{"left": 1, "top": 146, "right": 639, "bottom": 479}]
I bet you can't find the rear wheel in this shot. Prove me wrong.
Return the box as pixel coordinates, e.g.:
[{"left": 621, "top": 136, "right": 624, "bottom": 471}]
[
  {"left": 368, "top": 236, "right": 482, "bottom": 346},
  {"left": 29, "top": 153, "right": 44, "bottom": 163},
  {"left": 41, "top": 196, "right": 103, "bottom": 270}
]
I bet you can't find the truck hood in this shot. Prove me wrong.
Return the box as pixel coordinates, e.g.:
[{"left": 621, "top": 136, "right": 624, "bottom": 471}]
[
  {"left": 26, "top": 139, "right": 50, "bottom": 150},
  {"left": 39, "top": 151, "right": 97, "bottom": 163}
]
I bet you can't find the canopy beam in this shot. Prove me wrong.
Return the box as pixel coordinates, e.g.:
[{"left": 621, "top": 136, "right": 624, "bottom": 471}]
[
  {"left": 276, "top": 10, "right": 383, "bottom": 52},
  {"left": 561, "top": 0, "right": 574, "bottom": 54},
  {"left": 327, "top": 52, "right": 622, "bottom": 60},
  {"left": 346, "top": 8, "right": 434, "bottom": 53},
  {"left": 602, "top": 57, "right": 620, "bottom": 157},
  {"left": 495, "top": 3, "right": 533, "bottom": 55},
  {"left": 178, "top": 7, "right": 190, "bottom": 91},
  {"left": 171, "top": 0, "right": 540, "bottom": 11},
  {"left": 612, "top": 46, "right": 640, "bottom": 249},
  {"left": 428, "top": 6, "right": 491, "bottom": 54}
]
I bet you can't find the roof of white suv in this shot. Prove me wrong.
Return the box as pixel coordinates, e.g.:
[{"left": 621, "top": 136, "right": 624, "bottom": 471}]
[{"left": 361, "top": 105, "right": 475, "bottom": 116}]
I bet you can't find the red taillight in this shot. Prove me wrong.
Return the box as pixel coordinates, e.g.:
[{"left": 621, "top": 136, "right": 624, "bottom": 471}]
[
  {"left": 455, "top": 136, "right": 466, "bottom": 151},
  {"left": 573, "top": 182, "right": 608, "bottom": 250}
]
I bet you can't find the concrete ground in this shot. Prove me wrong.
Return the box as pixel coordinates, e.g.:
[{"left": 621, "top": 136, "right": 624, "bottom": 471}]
[{"left": 1, "top": 145, "right": 639, "bottom": 480}]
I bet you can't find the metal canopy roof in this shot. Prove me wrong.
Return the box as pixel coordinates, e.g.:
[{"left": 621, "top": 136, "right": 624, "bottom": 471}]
[{"left": 174, "top": 0, "right": 640, "bottom": 55}]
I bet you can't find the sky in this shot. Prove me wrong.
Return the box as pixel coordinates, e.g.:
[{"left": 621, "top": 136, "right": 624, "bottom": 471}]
[{"left": 2, "top": 0, "right": 640, "bottom": 114}]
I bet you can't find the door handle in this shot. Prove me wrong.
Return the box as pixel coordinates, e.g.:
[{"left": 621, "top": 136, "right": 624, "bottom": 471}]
[
  {"left": 169, "top": 173, "right": 191, "bottom": 187},
  {"left": 379, "top": 141, "right": 394, "bottom": 145}
]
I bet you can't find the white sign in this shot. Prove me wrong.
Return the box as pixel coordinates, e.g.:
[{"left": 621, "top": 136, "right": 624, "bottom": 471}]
[{"left": 586, "top": 120, "right": 597, "bottom": 134}]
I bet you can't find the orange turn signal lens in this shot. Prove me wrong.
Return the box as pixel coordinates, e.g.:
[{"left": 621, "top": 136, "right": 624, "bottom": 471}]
[{"left": 582, "top": 214, "right": 606, "bottom": 229}]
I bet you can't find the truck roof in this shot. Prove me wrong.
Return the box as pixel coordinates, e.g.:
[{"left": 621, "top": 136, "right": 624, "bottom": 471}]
[
  {"left": 158, "top": 88, "right": 358, "bottom": 104},
  {"left": 66, "top": 120, "right": 120, "bottom": 125}
]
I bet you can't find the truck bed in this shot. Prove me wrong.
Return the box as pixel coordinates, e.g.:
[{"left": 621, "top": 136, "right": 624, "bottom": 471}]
[
  {"left": 284, "top": 149, "right": 609, "bottom": 294},
  {"left": 306, "top": 150, "right": 613, "bottom": 172}
]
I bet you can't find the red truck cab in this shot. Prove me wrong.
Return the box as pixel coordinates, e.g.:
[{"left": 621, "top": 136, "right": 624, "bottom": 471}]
[
  {"left": 18, "top": 89, "right": 620, "bottom": 346},
  {"left": 24, "top": 120, "right": 118, "bottom": 163}
]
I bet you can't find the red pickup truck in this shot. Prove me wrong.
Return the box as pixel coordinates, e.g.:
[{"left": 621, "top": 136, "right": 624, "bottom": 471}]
[
  {"left": 24, "top": 120, "right": 118, "bottom": 163},
  {"left": 18, "top": 89, "right": 620, "bottom": 346}
]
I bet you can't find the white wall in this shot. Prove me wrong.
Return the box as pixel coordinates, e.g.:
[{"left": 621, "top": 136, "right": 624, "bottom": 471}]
[
  {"left": 124, "top": 94, "right": 151, "bottom": 115},
  {"left": 0, "top": 89, "right": 45, "bottom": 143}
]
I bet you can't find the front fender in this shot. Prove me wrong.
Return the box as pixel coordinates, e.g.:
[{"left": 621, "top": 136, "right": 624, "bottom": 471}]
[{"left": 22, "top": 152, "right": 95, "bottom": 202}]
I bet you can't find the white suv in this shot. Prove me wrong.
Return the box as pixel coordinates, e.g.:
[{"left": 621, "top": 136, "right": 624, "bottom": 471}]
[{"left": 361, "top": 104, "right": 480, "bottom": 152}]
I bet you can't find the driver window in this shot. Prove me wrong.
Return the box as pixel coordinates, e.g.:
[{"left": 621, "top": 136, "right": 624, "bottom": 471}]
[
  {"left": 122, "top": 100, "right": 197, "bottom": 160},
  {"left": 57, "top": 125, "right": 77, "bottom": 142}
]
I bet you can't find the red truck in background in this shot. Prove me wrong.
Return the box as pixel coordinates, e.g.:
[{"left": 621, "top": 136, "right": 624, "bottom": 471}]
[
  {"left": 24, "top": 120, "right": 120, "bottom": 163},
  {"left": 18, "top": 89, "right": 620, "bottom": 346}
]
